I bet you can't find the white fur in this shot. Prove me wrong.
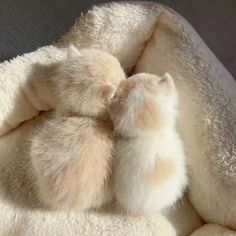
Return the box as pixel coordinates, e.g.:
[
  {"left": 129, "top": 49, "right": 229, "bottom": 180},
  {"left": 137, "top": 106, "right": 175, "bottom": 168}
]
[
  {"left": 111, "top": 73, "right": 187, "bottom": 214},
  {"left": 115, "top": 131, "right": 187, "bottom": 214}
]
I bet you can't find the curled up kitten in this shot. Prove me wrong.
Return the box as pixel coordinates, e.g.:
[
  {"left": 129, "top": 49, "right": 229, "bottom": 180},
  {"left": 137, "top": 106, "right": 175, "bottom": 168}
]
[
  {"left": 108, "top": 73, "right": 188, "bottom": 215},
  {"left": 30, "top": 46, "right": 125, "bottom": 211}
]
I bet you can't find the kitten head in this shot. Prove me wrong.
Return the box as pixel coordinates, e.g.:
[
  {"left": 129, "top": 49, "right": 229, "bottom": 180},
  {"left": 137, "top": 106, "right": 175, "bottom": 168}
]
[
  {"left": 55, "top": 45, "right": 125, "bottom": 117},
  {"left": 108, "top": 73, "right": 178, "bottom": 136}
]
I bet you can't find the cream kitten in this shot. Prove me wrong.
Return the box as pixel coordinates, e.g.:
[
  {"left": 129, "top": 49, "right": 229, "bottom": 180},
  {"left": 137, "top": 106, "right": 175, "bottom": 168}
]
[
  {"left": 30, "top": 46, "right": 125, "bottom": 211},
  {"left": 26, "top": 46, "right": 125, "bottom": 114},
  {"left": 108, "top": 73, "right": 187, "bottom": 215}
]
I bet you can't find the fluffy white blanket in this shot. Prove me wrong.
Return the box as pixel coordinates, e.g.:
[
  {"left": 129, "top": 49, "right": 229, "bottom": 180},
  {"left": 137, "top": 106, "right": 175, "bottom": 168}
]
[{"left": 0, "top": 2, "right": 235, "bottom": 235}]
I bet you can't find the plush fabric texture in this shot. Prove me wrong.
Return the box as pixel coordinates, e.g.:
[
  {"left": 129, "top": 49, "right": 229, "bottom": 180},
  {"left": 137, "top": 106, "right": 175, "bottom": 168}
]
[
  {"left": 0, "top": 2, "right": 235, "bottom": 235},
  {"left": 190, "top": 224, "right": 236, "bottom": 236}
]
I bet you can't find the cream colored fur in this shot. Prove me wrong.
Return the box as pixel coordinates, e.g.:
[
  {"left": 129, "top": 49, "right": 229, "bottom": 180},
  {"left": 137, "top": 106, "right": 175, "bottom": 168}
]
[
  {"left": 0, "top": 1, "right": 234, "bottom": 235},
  {"left": 31, "top": 116, "right": 113, "bottom": 210},
  {"left": 0, "top": 113, "right": 175, "bottom": 235},
  {"left": 30, "top": 46, "right": 125, "bottom": 210},
  {"left": 0, "top": 2, "right": 158, "bottom": 136},
  {"left": 109, "top": 73, "right": 187, "bottom": 214},
  {"left": 25, "top": 46, "right": 125, "bottom": 117}
]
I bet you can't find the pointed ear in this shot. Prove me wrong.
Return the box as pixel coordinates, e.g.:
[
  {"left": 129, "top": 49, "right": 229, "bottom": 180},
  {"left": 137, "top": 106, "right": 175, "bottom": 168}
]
[
  {"left": 100, "top": 84, "right": 116, "bottom": 104},
  {"left": 67, "top": 45, "right": 81, "bottom": 59},
  {"left": 162, "top": 73, "right": 172, "bottom": 81},
  {"left": 158, "top": 73, "right": 175, "bottom": 93}
]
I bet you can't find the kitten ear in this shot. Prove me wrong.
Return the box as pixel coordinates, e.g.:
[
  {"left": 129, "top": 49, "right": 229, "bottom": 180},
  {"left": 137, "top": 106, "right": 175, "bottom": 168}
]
[
  {"left": 158, "top": 73, "right": 175, "bottom": 92},
  {"left": 100, "top": 84, "right": 116, "bottom": 104},
  {"left": 67, "top": 45, "right": 82, "bottom": 59}
]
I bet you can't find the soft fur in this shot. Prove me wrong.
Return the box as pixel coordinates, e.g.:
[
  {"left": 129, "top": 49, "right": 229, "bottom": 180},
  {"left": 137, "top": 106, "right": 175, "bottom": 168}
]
[
  {"left": 30, "top": 46, "right": 125, "bottom": 210},
  {"left": 109, "top": 73, "right": 187, "bottom": 214},
  {"left": 0, "top": 1, "right": 235, "bottom": 235},
  {"left": 25, "top": 46, "right": 125, "bottom": 116}
]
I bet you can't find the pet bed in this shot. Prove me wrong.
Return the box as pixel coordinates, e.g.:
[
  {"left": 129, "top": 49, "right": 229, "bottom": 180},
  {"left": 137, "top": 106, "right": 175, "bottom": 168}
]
[{"left": 0, "top": 2, "right": 235, "bottom": 235}]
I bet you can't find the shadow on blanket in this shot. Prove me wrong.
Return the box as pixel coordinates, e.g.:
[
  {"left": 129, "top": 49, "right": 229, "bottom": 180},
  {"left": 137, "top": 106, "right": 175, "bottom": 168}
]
[{"left": 0, "top": 64, "right": 57, "bottom": 210}]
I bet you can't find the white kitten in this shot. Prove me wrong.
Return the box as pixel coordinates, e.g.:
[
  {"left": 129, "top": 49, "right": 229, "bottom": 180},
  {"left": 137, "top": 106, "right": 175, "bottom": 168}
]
[{"left": 108, "top": 73, "right": 187, "bottom": 214}]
